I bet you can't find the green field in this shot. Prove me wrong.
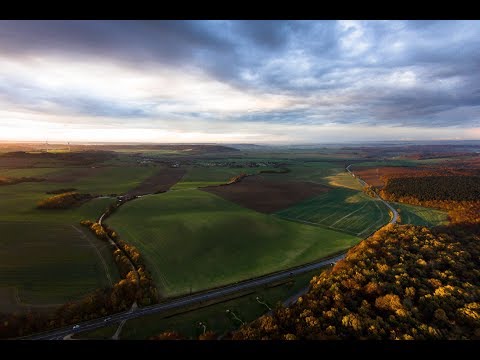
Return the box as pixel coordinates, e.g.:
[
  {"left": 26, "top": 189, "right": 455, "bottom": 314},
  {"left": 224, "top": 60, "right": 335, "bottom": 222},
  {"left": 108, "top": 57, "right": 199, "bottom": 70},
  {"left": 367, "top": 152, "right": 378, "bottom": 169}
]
[
  {"left": 0, "top": 183, "right": 115, "bottom": 224},
  {"left": 0, "top": 164, "right": 162, "bottom": 310},
  {"left": 107, "top": 189, "right": 359, "bottom": 297},
  {"left": 260, "top": 162, "right": 342, "bottom": 184},
  {"left": 0, "top": 145, "right": 459, "bottom": 319},
  {"left": 1, "top": 165, "right": 160, "bottom": 195},
  {"left": 326, "top": 170, "right": 364, "bottom": 191},
  {"left": 0, "top": 222, "right": 119, "bottom": 310},
  {"left": 0, "top": 167, "right": 64, "bottom": 178},
  {"left": 276, "top": 187, "right": 390, "bottom": 237},
  {"left": 0, "top": 182, "right": 120, "bottom": 310},
  {"left": 79, "top": 268, "right": 325, "bottom": 339},
  {"left": 65, "top": 166, "right": 160, "bottom": 194},
  {"left": 171, "top": 165, "right": 273, "bottom": 190},
  {"left": 352, "top": 158, "right": 457, "bottom": 168},
  {"left": 172, "top": 162, "right": 347, "bottom": 190},
  {"left": 395, "top": 203, "right": 449, "bottom": 227}
]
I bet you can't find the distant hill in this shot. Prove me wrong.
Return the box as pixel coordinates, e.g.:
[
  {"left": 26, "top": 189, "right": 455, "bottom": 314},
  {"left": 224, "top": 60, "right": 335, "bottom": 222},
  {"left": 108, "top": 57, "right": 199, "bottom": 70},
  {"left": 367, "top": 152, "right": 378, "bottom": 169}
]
[
  {"left": 94, "top": 144, "right": 239, "bottom": 153},
  {"left": 225, "top": 144, "right": 266, "bottom": 150},
  {"left": 0, "top": 144, "right": 239, "bottom": 158}
]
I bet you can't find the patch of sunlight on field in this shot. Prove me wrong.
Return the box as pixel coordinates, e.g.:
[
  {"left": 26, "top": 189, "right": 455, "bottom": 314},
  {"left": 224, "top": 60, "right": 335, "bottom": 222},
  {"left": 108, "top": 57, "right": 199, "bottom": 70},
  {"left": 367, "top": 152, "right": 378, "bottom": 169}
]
[
  {"left": 326, "top": 171, "right": 363, "bottom": 191},
  {"left": 344, "top": 193, "right": 364, "bottom": 203},
  {"left": 107, "top": 189, "right": 359, "bottom": 297}
]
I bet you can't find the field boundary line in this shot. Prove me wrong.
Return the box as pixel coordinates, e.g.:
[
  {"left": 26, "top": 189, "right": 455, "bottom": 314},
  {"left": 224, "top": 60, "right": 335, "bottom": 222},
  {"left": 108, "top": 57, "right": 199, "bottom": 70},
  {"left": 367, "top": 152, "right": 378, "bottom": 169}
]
[
  {"left": 71, "top": 225, "right": 113, "bottom": 287},
  {"left": 356, "top": 200, "right": 387, "bottom": 236},
  {"left": 13, "top": 287, "right": 63, "bottom": 308},
  {"left": 14, "top": 287, "right": 21, "bottom": 305},
  {"left": 329, "top": 201, "right": 369, "bottom": 227},
  {"left": 273, "top": 214, "right": 359, "bottom": 237}
]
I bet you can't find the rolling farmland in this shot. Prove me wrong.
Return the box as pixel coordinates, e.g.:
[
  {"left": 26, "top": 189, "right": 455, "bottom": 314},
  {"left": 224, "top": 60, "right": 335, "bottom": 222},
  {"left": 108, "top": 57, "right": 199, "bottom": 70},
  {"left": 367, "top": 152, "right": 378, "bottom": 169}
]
[
  {"left": 276, "top": 187, "right": 391, "bottom": 237},
  {"left": 1, "top": 141, "right": 476, "bottom": 339},
  {"left": 171, "top": 166, "right": 263, "bottom": 190},
  {"left": 0, "top": 164, "right": 161, "bottom": 309},
  {"left": 0, "top": 222, "right": 119, "bottom": 311},
  {"left": 64, "top": 166, "right": 160, "bottom": 195},
  {"left": 201, "top": 175, "right": 330, "bottom": 213},
  {"left": 106, "top": 189, "right": 360, "bottom": 297}
]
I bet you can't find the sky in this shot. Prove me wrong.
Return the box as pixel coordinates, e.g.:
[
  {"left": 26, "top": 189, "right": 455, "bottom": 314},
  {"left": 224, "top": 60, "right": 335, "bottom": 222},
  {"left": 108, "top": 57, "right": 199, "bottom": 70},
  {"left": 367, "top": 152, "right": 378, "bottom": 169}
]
[{"left": 0, "top": 20, "right": 480, "bottom": 144}]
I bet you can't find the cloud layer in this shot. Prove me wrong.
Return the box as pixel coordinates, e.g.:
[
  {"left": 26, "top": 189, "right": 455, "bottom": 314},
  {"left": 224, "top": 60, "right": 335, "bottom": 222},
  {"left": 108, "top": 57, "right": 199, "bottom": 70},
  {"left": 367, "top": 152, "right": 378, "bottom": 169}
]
[{"left": 0, "top": 20, "right": 479, "bottom": 143}]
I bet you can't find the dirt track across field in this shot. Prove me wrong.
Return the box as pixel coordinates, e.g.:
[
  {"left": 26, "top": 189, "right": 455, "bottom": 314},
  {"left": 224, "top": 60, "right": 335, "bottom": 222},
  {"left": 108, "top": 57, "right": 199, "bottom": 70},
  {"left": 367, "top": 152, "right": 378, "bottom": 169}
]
[{"left": 201, "top": 175, "right": 330, "bottom": 213}]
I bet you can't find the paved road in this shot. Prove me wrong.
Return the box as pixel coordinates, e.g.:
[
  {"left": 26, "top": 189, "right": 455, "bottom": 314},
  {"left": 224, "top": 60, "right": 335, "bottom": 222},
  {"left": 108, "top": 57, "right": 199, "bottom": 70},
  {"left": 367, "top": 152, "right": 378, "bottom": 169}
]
[
  {"left": 346, "top": 164, "right": 398, "bottom": 225},
  {"left": 274, "top": 164, "right": 400, "bottom": 310},
  {"left": 22, "top": 253, "right": 345, "bottom": 340},
  {"left": 23, "top": 165, "right": 398, "bottom": 340}
]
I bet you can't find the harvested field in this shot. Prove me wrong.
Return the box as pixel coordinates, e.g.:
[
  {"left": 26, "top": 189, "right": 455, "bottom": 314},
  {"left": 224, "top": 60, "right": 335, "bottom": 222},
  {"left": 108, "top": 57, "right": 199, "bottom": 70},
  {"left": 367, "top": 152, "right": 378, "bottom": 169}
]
[
  {"left": 125, "top": 167, "right": 186, "bottom": 197},
  {"left": 201, "top": 175, "right": 330, "bottom": 213},
  {"left": 326, "top": 171, "right": 364, "bottom": 191}
]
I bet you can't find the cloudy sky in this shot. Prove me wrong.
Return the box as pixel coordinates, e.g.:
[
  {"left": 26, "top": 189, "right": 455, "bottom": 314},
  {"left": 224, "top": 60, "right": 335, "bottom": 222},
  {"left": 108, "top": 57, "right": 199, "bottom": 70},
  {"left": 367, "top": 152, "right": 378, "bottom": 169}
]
[{"left": 1, "top": 20, "right": 479, "bottom": 144}]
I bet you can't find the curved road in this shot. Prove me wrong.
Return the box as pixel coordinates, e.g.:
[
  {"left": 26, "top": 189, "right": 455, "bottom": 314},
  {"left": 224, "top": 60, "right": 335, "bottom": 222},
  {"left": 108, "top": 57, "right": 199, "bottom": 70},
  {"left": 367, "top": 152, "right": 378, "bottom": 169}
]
[
  {"left": 346, "top": 164, "right": 398, "bottom": 225},
  {"left": 22, "top": 253, "right": 345, "bottom": 340},
  {"left": 22, "top": 164, "right": 398, "bottom": 340},
  {"left": 278, "top": 165, "right": 399, "bottom": 309}
]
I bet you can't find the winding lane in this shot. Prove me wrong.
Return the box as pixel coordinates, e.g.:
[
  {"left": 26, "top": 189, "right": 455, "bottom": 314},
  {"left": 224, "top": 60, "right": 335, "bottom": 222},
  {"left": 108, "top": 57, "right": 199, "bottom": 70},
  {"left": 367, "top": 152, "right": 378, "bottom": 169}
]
[{"left": 346, "top": 164, "right": 398, "bottom": 225}]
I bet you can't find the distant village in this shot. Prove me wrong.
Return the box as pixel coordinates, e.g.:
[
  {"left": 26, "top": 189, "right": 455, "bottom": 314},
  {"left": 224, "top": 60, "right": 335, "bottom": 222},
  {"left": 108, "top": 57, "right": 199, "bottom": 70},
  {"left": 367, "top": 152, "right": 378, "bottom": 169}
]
[{"left": 137, "top": 158, "right": 282, "bottom": 169}]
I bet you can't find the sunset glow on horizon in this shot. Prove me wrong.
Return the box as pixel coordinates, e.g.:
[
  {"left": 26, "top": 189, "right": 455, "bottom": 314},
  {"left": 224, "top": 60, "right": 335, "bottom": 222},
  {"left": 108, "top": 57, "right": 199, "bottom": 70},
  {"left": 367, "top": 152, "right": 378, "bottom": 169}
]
[{"left": 1, "top": 20, "right": 479, "bottom": 143}]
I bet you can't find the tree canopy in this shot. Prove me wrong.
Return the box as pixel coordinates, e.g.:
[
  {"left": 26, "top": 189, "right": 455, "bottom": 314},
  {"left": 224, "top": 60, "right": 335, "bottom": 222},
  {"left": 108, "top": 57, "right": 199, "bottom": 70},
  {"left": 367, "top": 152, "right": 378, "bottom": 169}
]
[{"left": 233, "top": 222, "right": 480, "bottom": 340}]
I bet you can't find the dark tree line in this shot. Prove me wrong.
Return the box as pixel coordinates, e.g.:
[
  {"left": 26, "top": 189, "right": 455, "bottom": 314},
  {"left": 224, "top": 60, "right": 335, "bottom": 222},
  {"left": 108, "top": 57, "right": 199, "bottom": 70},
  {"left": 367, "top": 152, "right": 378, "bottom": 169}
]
[
  {"left": 362, "top": 185, "right": 378, "bottom": 198},
  {"left": 37, "top": 192, "right": 95, "bottom": 209},
  {"left": 81, "top": 220, "right": 158, "bottom": 307},
  {"left": 382, "top": 175, "right": 480, "bottom": 202},
  {"left": 0, "top": 177, "right": 45, "bottom": 186},
  {"left": 226, "top": 173, "right": 249, "bottom": 185},
  {"left": 0, "top": 218, "right": 158, "bottom": 339},
  {"left": 379, "top": 174, "right": 480, "bottom": 225}
]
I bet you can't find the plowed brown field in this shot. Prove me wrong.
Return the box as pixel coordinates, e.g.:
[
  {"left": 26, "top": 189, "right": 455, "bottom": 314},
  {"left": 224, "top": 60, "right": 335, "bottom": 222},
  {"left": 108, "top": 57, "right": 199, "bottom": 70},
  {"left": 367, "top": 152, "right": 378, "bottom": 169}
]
[{"left": 202, "top": 175, "right": 330, "bottom": 213}]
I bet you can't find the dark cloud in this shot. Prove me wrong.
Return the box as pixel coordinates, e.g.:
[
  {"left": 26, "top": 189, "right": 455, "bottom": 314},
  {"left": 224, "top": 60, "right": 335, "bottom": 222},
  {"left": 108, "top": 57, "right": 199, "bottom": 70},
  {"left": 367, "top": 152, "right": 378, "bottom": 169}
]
[
  {"left": 232, "top": 20, "right": 292, "bottom": 50},
  {"left": 0, "top": 20, "right": 479, "bottom": 132},
  {"left": 0, "top": 20, "right": 233, "bottom": 67}
]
